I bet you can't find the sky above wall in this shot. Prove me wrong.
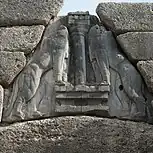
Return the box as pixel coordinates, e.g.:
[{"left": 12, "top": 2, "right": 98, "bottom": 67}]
[{"left": 59, "top": 0, "right": 153, "bottom": 15}]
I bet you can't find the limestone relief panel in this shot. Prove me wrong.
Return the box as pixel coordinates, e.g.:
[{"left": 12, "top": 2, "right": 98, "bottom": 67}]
[
  {"left": 3, "top": 25, "right": 69, "bottom": 122},
  {"left": 1, "top": 12, "right": 153, "bottom": 123}
]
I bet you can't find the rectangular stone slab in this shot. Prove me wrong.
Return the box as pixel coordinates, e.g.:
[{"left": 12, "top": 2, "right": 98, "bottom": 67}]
[
  {"left": 96, "top": 3, "right": 153, "bottom": 34},
  {"left": 56, "top": 105, "right": 109, "bottom": 113},
  {"left": 55, "top": 100, "right": 109, "bottom": 113},
  {"left": 56, "top": 92, "right": 109, "bottom": 99},
  {"left": 0, "top": 0, "right": 63, "bottom": 26},
  {"left": 55, "top": 85, "right": 110, "bottom": 92},
  {"left": 0, "top": 26, "right": 45, "bottom": 54}
]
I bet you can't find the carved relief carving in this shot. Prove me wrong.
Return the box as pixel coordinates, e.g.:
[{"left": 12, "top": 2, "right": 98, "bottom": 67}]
[
  {"left": 105, "top": 32, "right": 147, "bottom": 120},
  {"left": 3, "top": 25, "right": 69, "bottom": 122},
  {"left": 2, "top": 12, "right": 153, "bottom": 123},
  {"left": 55, "top": 12, "right": 110, "bottom": 115},
  {"left": 53, "top": 25, "right": 69, "bottom": 84},
  {"left": 88, "top": 25, "right": 110, "bottom": 85}
]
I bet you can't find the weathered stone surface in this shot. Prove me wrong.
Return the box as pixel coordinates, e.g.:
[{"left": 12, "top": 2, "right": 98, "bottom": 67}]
[
  {"left": 3, "top": 13, "right": 151, "bottom": 123},
  {"left": 0, "top": 85, "right": 3, "bottom": 122},
  {"left": 0, "top": 26, "right": 45, "bottom": 54},
  {"left": 2, "top": 15, "right": 111, "bottom": 123},
  {"left": 2, "top": 25, "right": 70, "bottom": 122},
  {"left": 0, "top": 0, "right": 63, "bottom": 26},
  {"left": 96, "top": 3, "right": 153, "bottom": 34},
  {"left": 1, "top": 116, "right": 153, "bottom": 153},
  {"left": 117, "top": 32, "right": 153, "bottom": 61},
  {"left": 137, "top": 60, "right": 153, "bottom": 93},
  {"left": 88, "top": 25, "right": 110, "bottom": 85},
  {"left": 106, "top": 31, "right": 147, "bottom": 121},
  {"left": 0, "top": 52, "right": 26, "bottom": 87}
]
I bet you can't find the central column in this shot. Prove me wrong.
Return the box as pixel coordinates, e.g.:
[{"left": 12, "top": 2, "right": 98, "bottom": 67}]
[
  {"left": 68, "top": 12, "right": 90, "bottom": 85},
  {"left": 71, "top": 27, "right": 86, "bottom": 85}
]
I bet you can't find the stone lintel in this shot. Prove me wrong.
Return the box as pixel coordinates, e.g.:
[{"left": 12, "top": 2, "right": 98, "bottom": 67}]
[
  {"left": 55, "top": 84, "right": 110, "bottom": 92},
  {"left": 56, "top": 92, "right": 109, "bottom": 99},
  {"left": 56, "top": 104, "right": 109, "bottom": 113}
]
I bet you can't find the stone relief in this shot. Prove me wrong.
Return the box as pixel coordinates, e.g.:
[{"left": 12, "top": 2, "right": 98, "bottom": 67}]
[
  {"left": 53, "top": 25, "right": 69, "bottom": 84},
  {"left": 105, "top": 32, "right": 147, "bottom": 121},
  {"left": 1, "top": 11, "right": 153, "bottom": 123},
  {"left": 55, "top": 12, "right": 110, "bottom": 115},
  {"left": 88, "top": 25, "right": 110, "bottom": 85},
  {"left": 3, "top": 25, "right": 69, "bottom": 122}
]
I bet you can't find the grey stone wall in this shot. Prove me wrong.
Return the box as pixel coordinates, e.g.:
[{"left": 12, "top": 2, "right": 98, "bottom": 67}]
[
  {"left": 0, "top": 116, "right": 153, "bottom": 153},
  {"left": 0, "top": 0, "right": 63, "bottom": 88},
  {"left": 1, "top": 1, "right": 153, "bottom": 152}
]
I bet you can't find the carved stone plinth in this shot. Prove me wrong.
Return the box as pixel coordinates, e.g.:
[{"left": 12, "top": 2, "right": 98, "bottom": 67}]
[{"left": 55, "top": 84, "right": 110, "bottom": 114}]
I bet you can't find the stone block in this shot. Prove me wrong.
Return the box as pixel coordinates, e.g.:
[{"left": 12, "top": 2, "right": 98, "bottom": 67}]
[
  {"left": 0, "top": 52, "right": 26, "bottom": 87},
  {"left": 0, "top": 117, "right": 153, "bottom": 152},
  {"left": 0, "top": 25, "right": 45, "bottom": 54},
  {"left": 96, "top": 3, "right": 153, "bottom": 34},
  {"left": 137, "top": 60, "right": 153, "bottom": 93},
  {"left": 117, "top": 32, "right": 153, "bottom": 61},
  {"left": 0, "top": 0, "right": 63, "bottom": 26}
]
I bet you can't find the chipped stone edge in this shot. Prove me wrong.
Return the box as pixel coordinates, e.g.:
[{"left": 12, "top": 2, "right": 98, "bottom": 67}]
[{"left": 0, "top": 85, "right": 4, "bottom": 122}]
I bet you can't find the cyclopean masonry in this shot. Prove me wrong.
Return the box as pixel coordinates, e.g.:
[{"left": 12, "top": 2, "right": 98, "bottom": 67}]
[
  {"left": 1, "top": 10, "right": 153, "bottom": 123},
  {"left": 1, "top": 2, "right": 153, "bottom": 152}
]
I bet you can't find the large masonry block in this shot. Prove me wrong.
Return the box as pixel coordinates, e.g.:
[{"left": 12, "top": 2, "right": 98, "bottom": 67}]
[
  {"left": 97, "top": 3, "right": 153, "bottom": 34},
  {"left": 117, "top": 32, "right": 153, "bottom": 61},
  {"left": 0, "top": 26, "right": 45, "bottom": 54},
  {"left": 0, "top": 0, "right": 64, "bottom": 26}
]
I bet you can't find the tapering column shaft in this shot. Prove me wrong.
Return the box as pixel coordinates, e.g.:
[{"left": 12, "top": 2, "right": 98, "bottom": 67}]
[{"left": 71, "top": 31, "right": 86, "bottom": 85}]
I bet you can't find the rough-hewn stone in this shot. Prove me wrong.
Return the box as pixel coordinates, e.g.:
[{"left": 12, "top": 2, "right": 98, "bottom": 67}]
[
  {"left": 96, "top": 3, "right": 153, "bottom": 34},
  {"left": 0, "top": 116, "right": 153, "bottom": 153},
  {"left": 137, "top": 60, "right": 153, "bottom": 93},
  {"left": 0, "top": 85, "right": 3, "bottom": 122},
  {"left": 117, "top": 32, "right": 153, "bottom": 61},
  {"left": 0, "top": 52, "right": 26, "bottom": 87},
  {"left": 0, "top": 26, "right": 45, "bottom": 54},
  {"left": 0, "top": 0, "right": 63, "bottom": 26}
]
